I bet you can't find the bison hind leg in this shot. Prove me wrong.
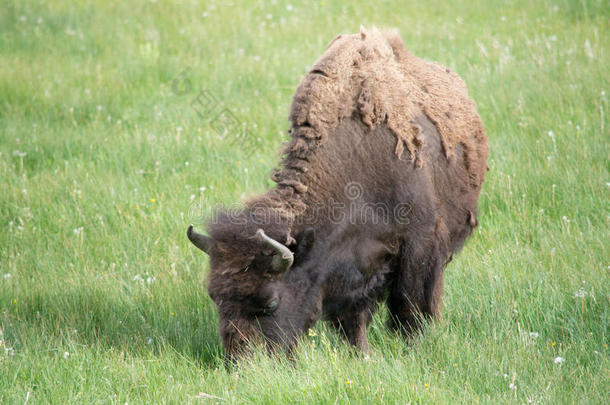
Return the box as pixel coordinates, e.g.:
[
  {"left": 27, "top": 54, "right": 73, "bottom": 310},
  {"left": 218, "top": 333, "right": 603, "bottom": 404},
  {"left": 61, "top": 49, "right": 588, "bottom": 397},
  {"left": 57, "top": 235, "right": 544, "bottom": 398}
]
[{"left": 387, "top": 234, "right": 446, "bottom": 337}]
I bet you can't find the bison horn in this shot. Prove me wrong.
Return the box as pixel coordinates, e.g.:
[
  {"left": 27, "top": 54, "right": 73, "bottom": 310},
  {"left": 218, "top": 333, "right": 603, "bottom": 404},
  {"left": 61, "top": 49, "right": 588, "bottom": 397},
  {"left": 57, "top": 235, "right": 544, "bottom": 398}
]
[
  {"left": 254, "top": 229, "right": 294, "bottom": 273},
  {"left": 187, "top": 224, "right": 213, "bottom": 254}
]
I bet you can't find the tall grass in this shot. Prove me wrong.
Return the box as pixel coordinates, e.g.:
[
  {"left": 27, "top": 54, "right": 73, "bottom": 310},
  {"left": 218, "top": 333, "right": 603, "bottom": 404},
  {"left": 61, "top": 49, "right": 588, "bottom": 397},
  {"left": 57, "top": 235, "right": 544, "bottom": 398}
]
[{"left": 0, "top": 0, "right": 608, "bottom": 403}]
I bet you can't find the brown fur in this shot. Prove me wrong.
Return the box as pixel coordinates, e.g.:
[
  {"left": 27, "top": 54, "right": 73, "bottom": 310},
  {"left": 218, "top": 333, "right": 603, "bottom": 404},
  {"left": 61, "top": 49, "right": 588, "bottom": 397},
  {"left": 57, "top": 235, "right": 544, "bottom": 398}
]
[{"left": 199, "top": 28, "right": 489, "bottom": 359}]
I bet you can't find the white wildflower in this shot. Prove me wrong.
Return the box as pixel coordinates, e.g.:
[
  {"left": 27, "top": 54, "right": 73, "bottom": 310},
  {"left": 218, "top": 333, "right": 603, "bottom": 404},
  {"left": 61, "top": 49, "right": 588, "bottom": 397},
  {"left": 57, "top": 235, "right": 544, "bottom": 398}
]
[
  {"left": 574, "top": 288, "right": 587, "bottom": 298},
  {"left": 554, "top": 356, "right": 565, "bottom": 364},
  {"left": 133, "top": 274, "right": 143, "bottom": 282},
  {"left": 64, "top": 351, "right": 70, "bottom": 359},
  {"left": 584, "top": 39, "right": 593, "bottom": 59},
  {"left": 146, "top": 276, "right": 156, "bottom": 285},
  {"left": 73, "top": 227, "right": 84, "bottom": 235},
  {"left": 2, "top": 273, "right": 12, "bottom": 279}
]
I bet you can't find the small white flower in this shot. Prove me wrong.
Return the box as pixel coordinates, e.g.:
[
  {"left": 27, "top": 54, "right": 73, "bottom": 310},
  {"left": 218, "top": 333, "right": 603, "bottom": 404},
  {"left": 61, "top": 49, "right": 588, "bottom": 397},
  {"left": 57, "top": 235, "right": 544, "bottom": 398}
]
[
  {"left": 146, "top": 276, "right": 156, "bottom": 285},
  {"left": 529, "top": 332, "right": 539, "bottom": 340},
  {"left": 286, "top": 4, "right": 293, "bottom": 11},
  {"left": 547, "top": 130, "right": 554, "bottom": 137},
  {"left": 73, "top": 227, "right": 84, "bottom": 235},
  {"left": 97, "top": 105, "right": 103, "bottom": 111},
  {"left": 509, "top": 382, "right": 516, "bottom": 390},
  {"left": 202, "top": 11, "right": 208, "bottom": 18},
  {"left": 199, "top": 186, "right": 206, "bottom": 192},
  {"left": 554, "top": 356, "right": 565, "bottom": 364},
  {"left": 2, "top": 273, "right": 12, "bottom": 279},
  {"left": 574, "top": 288, "right": 587, "bottom": 298},
  {"left": 176, "top": 126, "right": 182, "bottom": 132},
  {"left": 147, "top": 337, "right": 153, "bottom": 345},
  {"left": 133, "top": 274, "right": 143, "bottom": 282},
  {"left": 64, "top": 351, "right": 70, "bottom": 359}
]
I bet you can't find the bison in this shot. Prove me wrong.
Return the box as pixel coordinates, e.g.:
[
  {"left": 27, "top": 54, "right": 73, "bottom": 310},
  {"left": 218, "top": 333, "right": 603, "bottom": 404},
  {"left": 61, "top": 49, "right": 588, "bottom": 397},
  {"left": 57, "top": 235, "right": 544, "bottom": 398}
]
[{"left": 187, "top": 28, "right": 489, "bottom": 360}]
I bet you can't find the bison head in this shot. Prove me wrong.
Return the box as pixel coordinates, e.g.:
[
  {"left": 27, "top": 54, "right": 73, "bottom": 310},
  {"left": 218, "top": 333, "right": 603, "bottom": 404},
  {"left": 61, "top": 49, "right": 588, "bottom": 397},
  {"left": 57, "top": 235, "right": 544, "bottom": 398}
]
[{"left": 187, "top": 223, "right": 318, "bottom": 361}]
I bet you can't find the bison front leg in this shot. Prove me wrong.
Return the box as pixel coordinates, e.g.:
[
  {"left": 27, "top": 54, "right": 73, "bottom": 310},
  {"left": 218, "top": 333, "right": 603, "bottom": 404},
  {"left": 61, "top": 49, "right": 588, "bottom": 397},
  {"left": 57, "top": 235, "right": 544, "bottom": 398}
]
[
  {"left": 331, "top": 309, "right": 372, "bottom": 353},
  {"left": 387, "top": 236, "right": 445, "bottom": 336}
]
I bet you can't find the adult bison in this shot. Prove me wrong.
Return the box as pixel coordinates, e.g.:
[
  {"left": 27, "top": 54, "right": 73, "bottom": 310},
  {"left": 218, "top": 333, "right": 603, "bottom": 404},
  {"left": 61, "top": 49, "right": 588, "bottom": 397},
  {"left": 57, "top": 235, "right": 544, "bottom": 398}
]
[{"left": 187, "top": 28, "right": 488, "bottom": 360}]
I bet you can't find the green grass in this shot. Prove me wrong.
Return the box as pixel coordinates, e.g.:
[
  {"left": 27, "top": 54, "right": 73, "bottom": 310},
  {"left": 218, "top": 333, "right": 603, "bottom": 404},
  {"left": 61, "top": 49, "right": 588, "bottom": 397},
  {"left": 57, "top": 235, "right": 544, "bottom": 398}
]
[{"left": 0, "top": 0, "right": 608, "bottom": 403}]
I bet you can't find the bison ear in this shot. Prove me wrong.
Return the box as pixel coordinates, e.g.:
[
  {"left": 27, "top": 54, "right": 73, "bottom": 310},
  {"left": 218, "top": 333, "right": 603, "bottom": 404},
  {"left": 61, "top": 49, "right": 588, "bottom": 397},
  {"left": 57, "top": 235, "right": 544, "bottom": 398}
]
[{"left": 293, "top": 227, "right": 315, "bottom": 264}]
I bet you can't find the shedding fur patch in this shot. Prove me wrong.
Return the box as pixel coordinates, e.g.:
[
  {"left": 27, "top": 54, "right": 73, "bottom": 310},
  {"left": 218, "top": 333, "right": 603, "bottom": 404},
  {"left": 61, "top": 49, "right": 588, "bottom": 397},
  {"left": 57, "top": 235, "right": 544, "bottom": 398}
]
[{"left": 288, "top": 27, "right": 485, "bottom": 163}]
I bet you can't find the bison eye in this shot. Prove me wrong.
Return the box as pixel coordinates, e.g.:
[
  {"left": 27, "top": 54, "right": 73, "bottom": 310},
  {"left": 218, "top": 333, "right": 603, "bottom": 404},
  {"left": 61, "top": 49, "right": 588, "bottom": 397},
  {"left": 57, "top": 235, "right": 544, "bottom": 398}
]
[{"left": 265, "top": 298, "right": 279, "bottom": 313}]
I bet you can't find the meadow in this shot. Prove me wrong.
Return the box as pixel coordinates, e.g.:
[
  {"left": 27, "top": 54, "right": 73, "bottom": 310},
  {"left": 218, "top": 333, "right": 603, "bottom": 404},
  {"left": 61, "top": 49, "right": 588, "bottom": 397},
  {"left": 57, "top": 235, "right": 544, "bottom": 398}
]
[{"left": 0, "top": 0, "right": 608, "bottom": 403}]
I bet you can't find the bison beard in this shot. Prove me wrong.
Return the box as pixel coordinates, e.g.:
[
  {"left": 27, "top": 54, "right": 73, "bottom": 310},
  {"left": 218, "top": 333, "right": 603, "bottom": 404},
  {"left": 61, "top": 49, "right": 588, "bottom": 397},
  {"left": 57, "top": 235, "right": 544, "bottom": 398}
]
[{"left": 187, "top": 28, "right": 489, "bottom": 360}]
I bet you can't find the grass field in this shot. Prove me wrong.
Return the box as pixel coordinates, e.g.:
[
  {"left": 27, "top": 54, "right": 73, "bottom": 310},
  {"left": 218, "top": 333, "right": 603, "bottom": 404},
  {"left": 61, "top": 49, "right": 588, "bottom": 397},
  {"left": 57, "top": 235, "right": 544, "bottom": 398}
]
[{"left": 1, "top": 0, "right": 608, "bottom": 403}]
